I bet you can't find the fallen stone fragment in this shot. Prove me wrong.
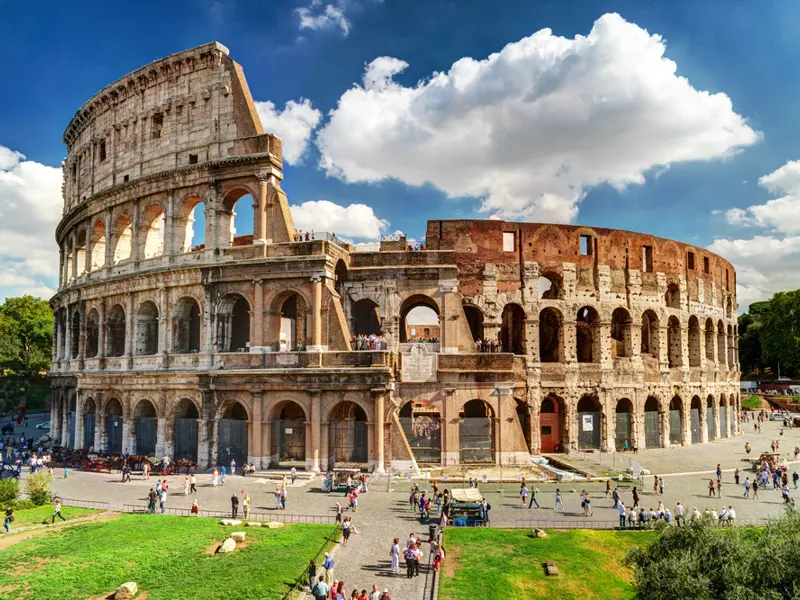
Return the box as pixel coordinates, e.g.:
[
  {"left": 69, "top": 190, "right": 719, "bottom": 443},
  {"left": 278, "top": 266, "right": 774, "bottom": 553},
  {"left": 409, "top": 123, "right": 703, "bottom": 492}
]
[
  {"left": 114, "top": 582, "right": 138, "bottom": 599},
  {"left": 217, "top": 538, "right": 237, "bottom": 553}
]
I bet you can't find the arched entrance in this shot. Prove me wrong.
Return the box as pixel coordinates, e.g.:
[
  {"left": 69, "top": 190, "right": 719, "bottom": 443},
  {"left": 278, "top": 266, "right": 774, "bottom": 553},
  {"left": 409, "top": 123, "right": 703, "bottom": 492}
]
[
  {"left": 463, "top": 304, "right": 484, "bottom": 343},
  {"left": 540, "top": 395, "right": 563, "bottom": 453},
  {"left": 690, "top": 396, "right": 702, "bottom": 444},
  {"left": 272, "top": 401, "right": 307, "bottom": 465},
  {"left": 83, "top": 398, "right": 96, "bottom": 449},
  {"left": 86, "top": 309, "right": 100, "bottom": 358},
  {"left": 218, "top": 294, "right": 250, "bottom": 352},
  {"left": 352, "top": 298, "right": 382, "bottom": 336},
  {"left": 669, "top": 396, "right": 683, "bottom": 445},
  {"left": 720, "top": 395, "right": 728, "bottom": 438},
  {"left": 277, "top": 293, "right": 307, "bottom": 351},
  {"left": 173, "top": 297, "right": 201, "bottom": 354},
  {"left": 218, "top": 402, "right": 248, "bottom": 466},
  {"left": 706, "top": 396, "right": 716, "bottom": 441},
  {"left": 539, "top": 308, "right": 562, "bottom": 363},
  {"left": 577, "top": 395, "right": 601, "bottom": 450},
  {"left": 107, "top": 304, "right": 126, "bottom": 357},
  {"left": 399, "top": 401, "right": 441, "bottom": 463},
  {"left": 330, "top": 402, "right": 368, "bottom": 463},
  {"left": 500, "top": 304, "right": 525, "bottom": 354},
  {"left": 133, "top": 400, "right": 157, "bottom": 456},
  {"left": 105, "top": 398, "right": 123, "bottom": 454},
  {"left": 576, "top": 306, "right": 600, "bottom": 363},
  {"left": 611, "top": 308, "right": 633, "bottom": 358},
  {"left": 615, "top": 398, "right": 634, "bottom": 450},
  {"left": 173, "top": 399, "right": 199, "bottom": 463},
  {"left": 136, "top": 301, "right": 159, "bottom": 356},
  {"left": 400, "top": 295, "right": 439, "bottom": 343},
  {"left": 515, "top": 399, "right": 532, "bottom": 454},
  {"left": 459, "top": 400, "right": 495, "bottom": 463},
  {"left": 644, "top": 396, "right": 660, "bottom": 449}
]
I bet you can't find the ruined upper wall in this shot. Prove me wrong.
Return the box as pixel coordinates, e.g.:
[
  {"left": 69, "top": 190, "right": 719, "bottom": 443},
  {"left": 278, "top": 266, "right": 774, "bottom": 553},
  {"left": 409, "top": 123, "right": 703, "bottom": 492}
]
[
  {"left": 426, "top": 219, "right": 737, "bottom": 309},
  {"left": 61, "top": 42, "right": 280, "bottom": 213}
]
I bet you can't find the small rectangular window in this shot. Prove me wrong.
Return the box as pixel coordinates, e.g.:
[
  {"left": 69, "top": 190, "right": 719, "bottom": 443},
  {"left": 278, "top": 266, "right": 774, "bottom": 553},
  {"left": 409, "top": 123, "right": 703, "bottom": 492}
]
[
  {"left": 71, "top": 163, "right": 77, "bottom": 182},
  {"left": 98, "top": 140, "right": 107, "bottom": 162},
  {"left": 687, "top": 251, "right": 695, "bottom": 270},
  {"left": 579, "top": 235, "right": 593, "bottom": 256},
  {"left": 151, "top": 113, "right": 164, "bottom": 139},
  {"left": 189, "top": 153, "right": 198, "bottom": 164},
  {"left": 502, "top": 232, "right": 515, "bottom": 252},
  {"left": 726, "top": 269, "right": 730, "bottom": 290},
  {"left": 123, "top": 174, "right": 129, "bottom": 183},
  {"left": 642, "top": 245, "right": 653, "bottom": 273},
  {"left": 541, "top": 426, "right": 552, "bottom": 435}
]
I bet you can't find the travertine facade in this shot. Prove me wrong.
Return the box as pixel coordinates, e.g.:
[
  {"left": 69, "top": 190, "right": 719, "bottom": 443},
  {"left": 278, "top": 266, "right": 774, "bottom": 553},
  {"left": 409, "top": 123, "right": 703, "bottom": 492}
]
[{"left": 50, "top": 43, "right": 740, "bottom": 471}]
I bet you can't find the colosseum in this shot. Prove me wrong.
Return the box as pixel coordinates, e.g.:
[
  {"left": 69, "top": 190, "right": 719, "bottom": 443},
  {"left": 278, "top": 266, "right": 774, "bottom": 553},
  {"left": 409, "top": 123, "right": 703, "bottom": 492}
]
[{"left": 49, "top": 42, "right": 741, "bottom": 472}]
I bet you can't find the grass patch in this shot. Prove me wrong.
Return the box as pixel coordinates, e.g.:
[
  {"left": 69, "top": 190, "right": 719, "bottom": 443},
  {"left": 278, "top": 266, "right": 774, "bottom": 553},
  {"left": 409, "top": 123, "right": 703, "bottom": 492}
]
[
  {"left": 439, "top": 528, "right": 654, "bottom": 600},
  {"left": 0, "top": 514, "right": 335, "bottom": 600},
  {"left": 8, "top": 505, "right": 100, "bottom": 528},
  {"left": 742, "top": 395, "right": 763, "bottom": 410}
]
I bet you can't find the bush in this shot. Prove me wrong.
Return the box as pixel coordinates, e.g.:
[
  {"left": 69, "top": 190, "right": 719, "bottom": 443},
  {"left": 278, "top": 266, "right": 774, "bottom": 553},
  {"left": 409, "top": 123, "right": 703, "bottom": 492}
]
[
  {"left": 24, "top": 472, "right": 52, "bottom": 506},
  {"left": 0, "top": 477, "right": 19, "bottom": 504},
  {"left": 9, "top": 499, "right": 36, "bottom": 510}
]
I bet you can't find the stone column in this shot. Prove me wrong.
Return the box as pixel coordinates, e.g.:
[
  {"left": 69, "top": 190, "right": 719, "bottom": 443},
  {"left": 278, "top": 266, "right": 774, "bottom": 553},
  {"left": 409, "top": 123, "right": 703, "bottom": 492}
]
[
  {"left": 210, "top": 417, "right": 220, "bottom": 468},
  {"left": 164, "top": 192, "right": 175, "bottom": 258},
  {"left": 254, "top": 175, "right": 268, "bottom": 244},
  {"left": 525, "top": 319, "right": 539, "bottom": 361},
  {"left": 94, "top": 407, "right": 104, "bottom": 451},
  {"left": 660, "top": 405, "right": 670, "bottom": 448},
  {"left": 130, "top": 203, "right": 141, "bottom": 264},
  {"left": 50, "top": 393, "right": 60, "bottom": 443},
  {"left": 158, "top": 287, "right": 169, "bottom": 366},
  {"left": 64, "top": 304, "right": 72, "bottom": 364},
  {"left": 74, "top": 394, "right": 85, "bottom": 450},
  {"left": 308, "top": 275, "right": 324, "bottom": 351},
  {"left": 438, "top": 280, "right": 460, "bottom": 354},
  {"left": 84, "top": 220, "right": 93, "bottom": 275},
  {"left": 155, "top": 415, "right": 166, "bottom": 457},
  {"left": 61, "top": 397, "right": 70, "bottom": 446},
  {"left": 563, "top": 320, "right": 577, "bottom": 363},
  {"left": 250, "top": 390, "right": 263, "bottom": 469},
  {"left": 320, "top": 422, "right": 329, "bottom": 472},
  {"left": 125, "top": 294, "right": 135, "bottom": 367},
  {"left": 252, "top": 279, "right": 264, "bottom": 350},
  {"left": 599, "top": 321, "right": 613, "bottom": 368},
  {"left": 104, "top": 208, "right": 114, "bottom": 274},
  {"left": 372, "top": 389, "right": 385, "bottom": 473},
  {"left": 311, "top": 390, "right": 321, "bottom": 472},
  {"left": 713, "top": 397, "right": 721, "bottom": 440},
  {"left": 203, "top": 285, "right": 214, "bottom": 355},
  {"left": 97, "top": 300, "right": 106, "bottom": 367},
  {"left": 52, "top": 314, "right": 60, "bottom": 365},
  {"left": 122, "top": 395, "right": 132, "bottom": 454},
  {"left": 77, "top": 302, "right": 86, "bottom": 370},
  {"left": 205, "top": 183, "right": 219, "bottom": 252},
  {"left": 71, "top": 232, "right": 79, "bottom": 282}
]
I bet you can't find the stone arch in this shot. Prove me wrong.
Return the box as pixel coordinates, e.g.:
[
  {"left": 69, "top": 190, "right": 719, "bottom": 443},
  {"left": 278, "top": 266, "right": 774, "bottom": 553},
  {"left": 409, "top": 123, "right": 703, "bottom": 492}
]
[
  {"left": 218, "top": 400, "right": 249, "bottom": 467},
  {"left": 539, "top": 307, "right": 562, "bottom": 363},
  {"left": 132, "top": 399, "right": 158, "bottom": 456},
  {"left": 667, "top": 315, "right": 682, "bottom": 368},
  {"left": 576, "top": 394, "right": 601, "bottom": 449},
  {"left": 706, "top": 395, "right": 716, "bottom": 441},
  {"left": 500, "top": 303, "right": 526, "bottom": 354},
  {"left": 352, "top": 298, "right": 382, "bottom": 337},
  {"left": 690, "top": 395, "right": 703, "bottom": 444},
  {"left": 463, "top": 303, "right": 484, "bottom": 343},
  {"left": 218, "top": 293, "right": 250, "bottom": 352},
  {"left": 140, "top": 203, "right": 165, "bottom": 259},
  {"left": 334, "top": 259, "right": 348, "bottom": 295},
  {"left": 90, "top": 219, "right": 106, "bottom": 271},
  {"left": 400, "top": 294, "right": 440, "bottom": 343},
  {"left": 399, "top": 400, "right": 442, "bottom": 464},
  {"left": 611, "top": 307, "right": 633, "bottom": 358},
  {"left": 271, "top": 400, "right": 308, "bottom": 464},
  {"left": 70, "top": 309, "right": 80, "bottom": 359},
  {"left": 668, "top": 396, "right": 683, "bottom": 445},
  {"left": 641, "top": 309, "right": 659, "bottom": 357},
  {"left": 272, "top": 291, "right": 308, "bottom": 351},
  {"left": 719, "top": 393, "right": 729, "bottom": 438},
  {"left": 665, "top": 282, "right": 680, "bottom": 309},
  {"left": 329, "top": 401, "right": 368, "bottom": 464},
  {"left": 107, "top": 304, "right": 126, "bottom": 357},
  {"left": 172, "top": 296, "right": 201, "bottom": 353},
  {"left": 104, "top": 397, "right": 123, "bottom": 454},
  {"left": 82, "top": 397, "right": 97, "bottom": 449},
  {"left": 705, "top": 318, "right": 716, "bottom": 362},
  {"left": 176, "top": 195, "right": 206, "bottom": 253},
  {"left": 112, "top": 213, "right": 133, "bottom": 264},
  {"left": 75, "top": 229, "right": 87, "bottom": 276},
  {"left": 135, "top": 301, "right": 159, "bottom": 356},
  {"left": 644, "top": 396, "right": 661, "bottom": 449},
  {"left": 85, "top": 308, "right": 100, "bottom": 358},
  {"left": 717, "top": 320, "right": 727, "bottom": 365},
  {"left": 173, "top": 397, "right": 200, "bottom": 462},
  {"left": 687, "top": 316, "right": 701, "bottom": 367},
  {"left": 459, "top": 399, "right": 495, "bottom": 463},
  {"left": 538, "top": 271, "right": 562, "bottom": 299},
  {"left": 539, "top": 394, "right": 565, "bottom": 453},
  {"left": 727, "top": 324, "right": 735, "bottom": 366},
  {"left": 219, "top": 186, "right": 256, "bottom": 247},
  {"left": 576, "top": 306, "right": 600, "bottom": 363},
  {"left": 615, "top": 398, "right": 634, "bottom": 450}
]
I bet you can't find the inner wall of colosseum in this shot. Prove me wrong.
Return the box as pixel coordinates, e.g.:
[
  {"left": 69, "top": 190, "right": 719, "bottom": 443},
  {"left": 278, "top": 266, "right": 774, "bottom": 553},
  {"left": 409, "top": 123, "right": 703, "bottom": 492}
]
[{"left": 49, "top": 42, "right": 740, "bottom": 471}]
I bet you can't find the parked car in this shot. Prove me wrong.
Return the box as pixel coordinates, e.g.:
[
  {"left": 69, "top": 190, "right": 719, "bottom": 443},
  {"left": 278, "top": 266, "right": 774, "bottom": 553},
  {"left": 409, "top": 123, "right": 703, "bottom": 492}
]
[
  {"left": 35, "top": 421, "right": 50, "bottom": 430},
  {"left": 771, "top": 412, "right": 787, "bottom": 421}
]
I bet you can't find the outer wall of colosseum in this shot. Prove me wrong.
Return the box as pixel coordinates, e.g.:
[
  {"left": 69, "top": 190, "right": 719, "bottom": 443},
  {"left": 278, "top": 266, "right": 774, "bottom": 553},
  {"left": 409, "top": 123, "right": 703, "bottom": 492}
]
[{"left": 49, "top": 42, "right": 740, "bottom": 472}]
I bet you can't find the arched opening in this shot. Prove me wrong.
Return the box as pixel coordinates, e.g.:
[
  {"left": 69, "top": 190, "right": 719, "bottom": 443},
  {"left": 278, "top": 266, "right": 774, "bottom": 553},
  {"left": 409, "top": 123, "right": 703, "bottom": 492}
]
[
  {"left": 717, "top": 321, "right": 727, "bottom": 365},
  {"left": 329, "top": 401, "right": 368, "bottom": 463},
  {"left": 667, "top": 315, "right": 682, "bottom": 368},
  {"left": 272, "top": 401, "right": 307, "bottom": 465},
  {"left": 399, "top": 401, "right": 441, "bottom": 463},
  {"left": 140, "top": 204, "right": 165, "bottom": 259},
  {"left": 85, "top": 308, "right": 100, "bottom": 358},
  {"left": 665, "top": 283, "right": 680, "bottom": 309},
  {"left": 70, "top": 310, "right": 80, "bottom": 359},
  {"left": 459, "top": 400, "right": 495, "bottom": 463},
  {"left": 334, "top": 260, "right": 347, "bottom": 295},
  {"left": 173, "top": 297, "right": 201, "bottom": 354},
  {"left": 65, "top": 245, "right": 74, "bottom": 282},
  {"left": 644, "top": 396, "right": 660, "bottom": 449},
  {"left": 107, "top": 304, "right": 126, "bottom": 357},
  {"left": 576, "top": 306, "right": 600, "bottom": 363},
  {"left": 68, "top": 394, "right": 76, "bottom": 447},
  {"left": 540, "top": 395, "right": 564, "bottom": 453},
  {"left": 727, "top": 324, "right": 735, "bottom": 367},
  {"left": 133, "top": 399, "right": 157, "bottom": 456},
  {"left": 730, "top": 395, "right": 737, "bottom": 435},
  {"left": 539, "top": 308, "right": 562, "bottom": 363},
  {"left": 611, "top": 307, "right": 633, "bottom": 358},
  {"left": 726, "top": 297, "right": 732, "bottom": 319},
  {"left": 463, "top": 304, "right": 484, "bottom": 343},
  {"left": 278, "top": 293, "right": 307, "bottom": 351},
  {"left": 500, "top": 303, "right": 526, "bottom": 354},
  {"left": 90, "top": 220, "right": 106, "bottom": 271},
  {"left": 688, "top": 316, "right": 701, "bottom": 367},
  {"left": 105, "top": 398, "right": 123, "bottom": 454},
  {"left": 538, "top": 272, "right": 562, "bottom": 299},
  {"left": 83, "top": 398, "right": 96, "bottom": 449},
  {"left": 218, "top": 294, "right": 250, "bottom": 352},
  {"left": 640, "top": 310, "right": 659, "bottom": 357},
  {"left": 352, "top": 298, "right": 382, "bottom": 337},
  {"left": 135, "top": 301, "right": 159, "bottom": 356},
  {"left": 75, "top": 230, "right": 87, "bottom": 277},
  {"left": 515, "top": 399, "right": 532, "bottom": 454},
  {"left": 177, "top": 196, "right": 206, "bottom": 253},
  {"left": 690, "top": 396, "right": 702, "bottom": 444},
  {"left": 218, "top": 402, "right": 248, "bottom": 466},
  {"left": 112, "top": 213, "right": 132, "bottom": 264},
  {"left": 577, "top": 394, "right": 601, "bottom": 450},
  {"left": 219, "top": 189, "right": 254, "bottom": 247},
  {"left": 705, "top": 318, "right": 716, "bottom": 362},
  {"left": 400, "top": 296, "right": 439, "bottom": 343},
  {"left": 706, "top": 396, "right": 716, "bottom": 441},
  {"left": 669, "top": 396, "right": 683, "bottom": 445},
  {"left": 615, "top": 398, "right": 634, "bottom": 450},
  {"left": 719, "top": 394, "right": 728, "bottom": 438},
  {"left": 173, "top": 398, "right": 199, "bottom": 463}
]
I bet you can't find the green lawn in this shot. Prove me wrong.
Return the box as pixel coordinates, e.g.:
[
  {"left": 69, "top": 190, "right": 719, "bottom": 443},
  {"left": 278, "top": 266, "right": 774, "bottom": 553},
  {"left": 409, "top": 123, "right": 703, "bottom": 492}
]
[
  {"left": 0, "top": 514, "right": 335, "bottom": 600},
  {"left": 742, "top": 395, "right": 764, "bottom": 409},
  {"left": 7, "top": 505, "right": 100, "bottom": 528},
  {"left": 440, "top": 528, "right": 654, "bottom": 600}
]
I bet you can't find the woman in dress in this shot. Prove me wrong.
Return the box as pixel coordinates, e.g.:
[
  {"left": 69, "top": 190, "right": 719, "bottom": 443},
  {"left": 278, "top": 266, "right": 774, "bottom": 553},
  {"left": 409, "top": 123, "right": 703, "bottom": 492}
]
[
  {"left": 342, "top": 517, "right": 351, "bottom": 546},
  {"left": 390, "top": 538, "right": 400, "bottom": 574},
  {"left": 212, "top": 468, "right": 219, "bottom": 487}
]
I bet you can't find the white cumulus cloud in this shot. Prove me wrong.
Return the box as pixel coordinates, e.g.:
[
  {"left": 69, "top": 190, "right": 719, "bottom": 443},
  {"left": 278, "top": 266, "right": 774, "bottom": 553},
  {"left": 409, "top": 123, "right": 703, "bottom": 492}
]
[
  {"left": 316, "top": 12, "right": 760, "bottom": 222},
  {"left": 296, "top": 0, "right": 351, "bottom": 36},
  {"left": 255, "top": 99, "right": 322, "bottom": 165},
  {"left": 0, "top": 145, "right": 61, "bottom": 301},
  {"left": 725, "top": 160, "right": 800, "bottom": 232},
  {"left": 290, "top": 200, "right": 389, "bottom": 239}
]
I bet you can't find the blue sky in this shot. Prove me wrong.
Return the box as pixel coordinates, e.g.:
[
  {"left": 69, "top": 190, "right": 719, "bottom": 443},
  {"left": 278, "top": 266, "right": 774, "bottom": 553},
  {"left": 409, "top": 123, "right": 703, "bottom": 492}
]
[{"left": 1, "top": 0, "right": 799, "bottom": 309}]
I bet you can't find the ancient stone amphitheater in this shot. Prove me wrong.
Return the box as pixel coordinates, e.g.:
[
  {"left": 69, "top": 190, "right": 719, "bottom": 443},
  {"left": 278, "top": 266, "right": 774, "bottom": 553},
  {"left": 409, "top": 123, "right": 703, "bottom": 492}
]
[{"left": 49, "top": 42, "right": 741, "bottom": 471}]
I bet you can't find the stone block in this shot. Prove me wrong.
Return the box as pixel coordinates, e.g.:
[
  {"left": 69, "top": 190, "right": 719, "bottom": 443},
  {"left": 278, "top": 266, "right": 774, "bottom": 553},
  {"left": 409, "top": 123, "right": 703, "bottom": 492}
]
[
  {"left": 265, "top": 521, "right": 284, "bottom": 528},
  {"left": 114, "top": 582, "right": 138, "bottom": 599},
  {"left": 245, "top": 521, "right": 262, "bottom": 527},
  {"left": 532, "top": 528, "right": 548, "bottom": 538},
  {"left": 218, "top": 538, "right": 236, "bottom": 553},
  {"left": 219, "top": 519, "right": 242, "bottom": 526},
  {"left": 231, "top": 531, "right": 245, "bottom": 542},
  {"left": 546, "top": 565, "right": 559, "bottom": 576}
]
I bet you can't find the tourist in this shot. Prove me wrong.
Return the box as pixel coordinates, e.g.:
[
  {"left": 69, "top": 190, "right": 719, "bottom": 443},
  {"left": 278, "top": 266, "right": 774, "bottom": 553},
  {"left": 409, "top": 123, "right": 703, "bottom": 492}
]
[
  {"left": 243, "top": 493, "right": 251, "bottom": 519},
  {"left": 190, "top": 473, "right": 197, "bottom": 494},
  {"left": 52, "top": 498, "right": 66, "bottom": 523},
  {"left": 159, "top": 487, "right": 167, "bottom": 513},
  {"left": 358, "top": 589, "right": 368, "bottom": 600},
  {"left": 708, "top": 479, "right": 716, "bottom": 497},
  {"left": 632, "top": 486, "right": 640, "bottom": 508},
  {"left": 369, "top": 585, "right": 381, "bottom": 600},
  {"left": 528, "top": 486, "right": 540, "bottom": 509},
  {"left": 184, "top": 476, "right": 190, "bottom": 496},
  {"left": 753, "top": 479, "right": 760, "bottom": 499},
  {"left": 63, "top": 465, "right": 68, "bottom": 478},
  {"left": 390, "top": 537, "right": 401, "bottom": 574},
  {"left": 618, "top": 500, "right": 626, "bottom": 528},
  {"left": 291, "top": 466, "right": 297, "bottom": 484},
  {"left": 584, "top": 493, "right": 593, "bottom": 517},
  {"left": 612, "top": 487, "right": 620, "bottom": 508},
  {"left": 520, "top": 483, "right": 528, "bottom": 505},
  {"left": 143, "top": 461, "right": 150, "bottom": 480},
  {"left": 674, "top": 501, "right": 684, "bottom": 527},
  {"left": 231, "top": 493, "right": 239, "bottom": 518},
  {"left": 322, "top": 552, "right": 334, "bottom": 584},
  {"left": 230, "top": 458, "right": 236, "bottom": 475},
  {"left": 717, "top": 478, "right": 723, "bottom": 497},
  {"left": 3, "top": 505, "right": 13, "bottom": 533},
  {"left": 147, "top": 488, "right": 157, "bottom": 513},
  {"left": 606, "top": 479, "right": 612, "bottom": 499},
  {"left": 743, "top": 477, "right": 751, "bottom": 497},
  {"left": 275, "top": 487, "right": 282, "bottom": 510},
  {"left": 794, "top": 471, "right": 799, "bottom": 489},
  {"left": 281, "top": 487, "right": 287, "bottom": 510},
  {"left": 336, "top": 502, "right": 343, "bottom": 523},
  {"left": 734, "top": 468, "right": 740, "bottom": 485},
  {"left": 342, "top": 516, "right": 351, "bottom": 546},
  {"left": 380, "top": 590, "right": 391, "bottom": 600},
  {"left": 191, "top": 499, "right": 199, "bottom": 515},
  {"left": 481, "top": 497, "right": 490, "bottom": 523},
  {"left": 312, "top": 575, "right": 329, "bottom": 600},
  {"left": 221, "top": 465, "right": 227, "bottom": 486},
  {"left": 554, "top": 488, "right": 564, "bottom": 510},
  {"left": 308, "top": 559, "right": 317, "bottom": 590},
  {"left": 653, "top": 476, "right": 659, "bottom": 494},
  {"left": 212, "top": 468, "right": 219, "bottom": 487},
  {"left": 659, "top": 478, "right": 665, "bottom": 495},
  {"left": 405, "top": 543, "right": 417, "bottom": 578},
  {"left": 716, "top": 464, "right": 722, "bottom": 482}
]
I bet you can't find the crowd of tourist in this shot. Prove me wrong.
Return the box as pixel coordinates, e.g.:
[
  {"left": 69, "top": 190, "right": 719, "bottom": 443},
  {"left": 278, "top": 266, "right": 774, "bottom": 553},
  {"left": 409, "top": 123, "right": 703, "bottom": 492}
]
[
  {"left": 351, "top": 334, "right": 388, "bottom": 351},
  {"left": 473, "top": 338, "right": 504, "bottom": 352}
]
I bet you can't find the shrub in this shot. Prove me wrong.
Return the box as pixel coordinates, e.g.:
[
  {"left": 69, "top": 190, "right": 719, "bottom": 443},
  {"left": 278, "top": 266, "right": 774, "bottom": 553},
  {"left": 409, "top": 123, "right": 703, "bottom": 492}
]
[
  {"left": 24, "top": 472, "right": 52, "bottom": 506},
  {"left": 0, "top": 477, "right": 18, "bottom": 504},
  {"left": 9, "top": 499, "right": 36, "bottom": 510}
]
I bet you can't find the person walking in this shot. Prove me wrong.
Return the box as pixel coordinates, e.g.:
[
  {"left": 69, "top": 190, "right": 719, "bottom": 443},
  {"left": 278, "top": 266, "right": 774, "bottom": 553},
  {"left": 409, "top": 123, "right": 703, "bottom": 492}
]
[
  {"left": 743, "top": 477, "right": 751, "bottom": 497},
  {"left": 143, "top": 461, "right": 150, "bottom": 480},
  {"left": 308, "top": 559, "right": 317, "bottom": 591},
  {"left": 659, "top": 478, "right": 665, "bottom": 496},
  {"left": 52, "top": 498, "right": 66, "bottom": 523},
  {"left": 291, "top": 466, "right": 297, "bottom": 484},
  {"left": 618, "top": 500, "right": 626, "bottom": 528},
  {"left": 405, "top": 544, "right": 417, "bottom": 579},
  {"left": 281, "top": 487, "right": 287, "bottom": 510},
  {"left": 342, "top": 517, "right": 351, "bottom": 546},
  {"left": 159, "top": 488, "right": 167, "bottom": 513},
  {"left": 147, "top": 488, "right": 157, "bottom": 514},
  {"left": 190, "top": 474, "right": 197, "bottom": 494},
  {"left": 716, "top": 464, "right": 722, "bottom": 482},
  {"left": 584, "top": 493, "right": 593, "bottom": 517},
  {"left": 735, "top": 468, "right": 740, "bottom": 485},
  {"left": 793, "top": 471, "right": 799, "bottom": 490},
  {"left": 554, "top": 488, "right": 564, "bottom": 510},
  {"left": 390, "top": 538, "right": 401, "bottom": 574},
  {"left": 708, "top": 479, "right": 716, "bottom": 497},
  {"left": 520, "top": 484, "right": 528, "bottom": 505},
  {"left": 243, "top": 493, "right": 251, "bottom": 519},
  {"left": 674, "top": 501, "right": 684, "bottom": 527},
  {"left": 612, "top": 487, "right": 620, "bottom": 509},
  {"left": 632, "top": 487, "right": 640, "bottom": 509},
  {"left": 231, "top": 493, "right": 239, "bottom": 519},
  {"left": 212, "top": 468, "right": 219, "bottom": 487},
  {"left": 606, "top": 479, "right": 612, "bottom": 499},
  {"left": 312, "top": 575, "right": 329, "bottom": 600},
  {"left": 322, "top": 552, "right": 335, "bottom": 585},
  {"left": 184, "top": 477, "right": 190, "bottom": 496},
  {"left": 230, "top": 458, "right": 236, "bottom": 476},
  {"left": 3, "top": 505, "right": 13, "bottom": 533},
  {"left": 528, "top": 486, "right": 540, "bottom": 509},
  {"left": 221, "top": 466, "right": 227, "bottom": 486},
  {"left": 753, "top": 479, "right": 760, "bottom": 499}
]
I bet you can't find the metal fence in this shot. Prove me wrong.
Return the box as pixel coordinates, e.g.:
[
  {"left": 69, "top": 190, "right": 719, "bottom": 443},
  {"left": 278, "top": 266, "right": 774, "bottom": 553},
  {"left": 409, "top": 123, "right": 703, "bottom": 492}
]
[
  {"left": 280, "top": 524, "right": 342, "bottom": 600},
  {"left": 506, "top": 517, "right": 769, "bottom": 530},
  {"left": 58, "top": 497, "right": 110, "bottom": 510},
  {"left": 120, "top": 504, "right": 336, "bottom": 524}
]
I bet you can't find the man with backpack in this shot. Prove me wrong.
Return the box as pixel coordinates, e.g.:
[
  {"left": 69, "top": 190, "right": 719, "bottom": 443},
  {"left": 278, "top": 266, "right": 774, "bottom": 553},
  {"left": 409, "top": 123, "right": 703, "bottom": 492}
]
[{"left": 311, "top": 575, "right": 329, "bottom": 600}]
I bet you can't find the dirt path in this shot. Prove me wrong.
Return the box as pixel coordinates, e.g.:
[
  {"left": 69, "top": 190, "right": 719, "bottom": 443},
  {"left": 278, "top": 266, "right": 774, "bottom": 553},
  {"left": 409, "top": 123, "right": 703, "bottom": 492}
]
[{"left": 0, "top": 511, "right": 120, "bottom": 550}]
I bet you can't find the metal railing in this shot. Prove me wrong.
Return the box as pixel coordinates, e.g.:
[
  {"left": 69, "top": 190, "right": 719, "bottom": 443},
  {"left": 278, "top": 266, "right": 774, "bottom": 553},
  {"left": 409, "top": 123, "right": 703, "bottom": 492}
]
[
  {"left": 58, "top": 497, "right": 110, "bottom": 510},
  {"left": 281, "top": 525, "right": 342, "bottom": 600},
  {"left": 505, "top": 517, "right": 769, "bottom": 530},
  {"left": 120, "top": 504, "right": 336, "bottom": 524}
]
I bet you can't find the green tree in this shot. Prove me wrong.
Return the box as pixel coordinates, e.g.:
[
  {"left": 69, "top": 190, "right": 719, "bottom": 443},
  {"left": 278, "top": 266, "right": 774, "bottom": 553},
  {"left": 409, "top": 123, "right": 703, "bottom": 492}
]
[{"left": 0, "top": 295, "right": 53, "bottom": 373}]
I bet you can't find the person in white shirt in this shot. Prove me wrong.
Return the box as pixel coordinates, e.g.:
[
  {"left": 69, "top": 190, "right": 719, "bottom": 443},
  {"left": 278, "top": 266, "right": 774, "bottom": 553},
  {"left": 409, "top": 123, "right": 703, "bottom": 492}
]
[
  {"left": 674, "top": 502, "right": 685, "bottom": 527},
  {"left": 727, "top": 505, "right": 736, "bottom": 523}
]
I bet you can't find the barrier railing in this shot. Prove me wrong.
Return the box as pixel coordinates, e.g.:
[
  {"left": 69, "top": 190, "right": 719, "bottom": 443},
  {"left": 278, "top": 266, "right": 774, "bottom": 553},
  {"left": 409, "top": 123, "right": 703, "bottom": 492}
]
[
  {"left": 120, "top": 504, "right": 336, "bottom": 524},
  {"left": 280, "top": 525, "right": 342, "bottom": 600},
  {"left": 58, "top": 497, "right": 110, "bottom": 510},
  {"left": 505, "top": 517, "right": 769, "bottom": 530}
]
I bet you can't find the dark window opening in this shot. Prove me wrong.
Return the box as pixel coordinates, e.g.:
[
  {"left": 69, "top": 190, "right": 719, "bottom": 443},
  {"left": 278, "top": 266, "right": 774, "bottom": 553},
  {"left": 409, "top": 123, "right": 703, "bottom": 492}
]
[
  {"left": 541, "top": 426, "right": 552, "bottom": 435},
  {"left": 99, "top": 140, "right": 107, "bottom": 163},
  {"left": 189, "top": 153, "right": 198, "bottom": 164},
  {"left": 642, "top": 245, "right": 653, "bottom": 273},
  {"left": 579, "top": 235, "right": 593, "bottom": 256},
  {"left": 704, "top": 256, "right": 710, "bottom": 274},
  {"left": 687, "top": 251, "right": 695, "bottom": 270},
  {"left": 151, "top": 113, "right": 164, "bottom": 139},
  {"left": 123, "top": 175, "right": 129, "bottom": 183}
]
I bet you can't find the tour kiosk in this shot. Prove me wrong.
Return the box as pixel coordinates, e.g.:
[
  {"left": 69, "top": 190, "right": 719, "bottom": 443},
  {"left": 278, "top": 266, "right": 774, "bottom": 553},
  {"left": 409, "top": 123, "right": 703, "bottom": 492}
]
[{"left": 449, "top": 488, "right": 485, "bottom": 527}]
